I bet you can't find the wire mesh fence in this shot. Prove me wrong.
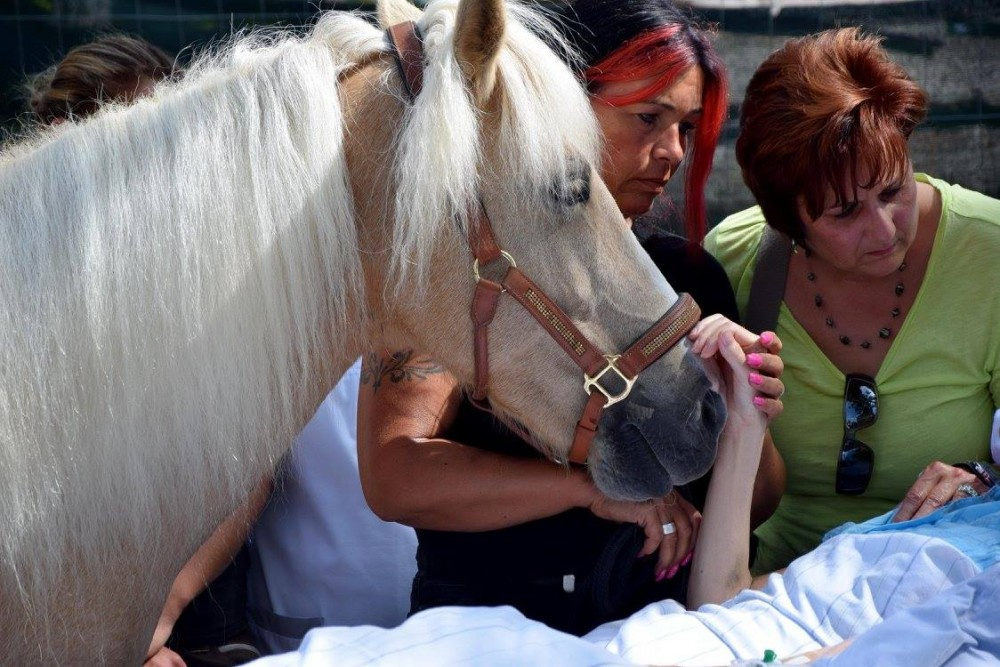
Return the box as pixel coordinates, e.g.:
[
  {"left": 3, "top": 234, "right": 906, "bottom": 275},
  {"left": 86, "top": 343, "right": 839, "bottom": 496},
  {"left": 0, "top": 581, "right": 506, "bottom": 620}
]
[{"left": 2, "top": 0, "right": 998, "bottom": 229}]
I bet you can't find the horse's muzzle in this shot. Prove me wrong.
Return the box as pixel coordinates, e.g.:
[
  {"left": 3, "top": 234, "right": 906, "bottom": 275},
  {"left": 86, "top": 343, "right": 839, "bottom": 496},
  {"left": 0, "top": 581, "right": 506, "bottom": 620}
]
[{"left": 587, "top": 352, "right": 726, "bottom": 501}]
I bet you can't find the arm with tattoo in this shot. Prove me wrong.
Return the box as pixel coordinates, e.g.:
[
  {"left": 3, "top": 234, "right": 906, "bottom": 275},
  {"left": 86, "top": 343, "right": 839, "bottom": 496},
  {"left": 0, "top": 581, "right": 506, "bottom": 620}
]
[
  {"left": 356, "top": 348, "right": 623, "bottom": 532},
  {"left": 360, "top": 349, "right": 443, "bottom": 391}
]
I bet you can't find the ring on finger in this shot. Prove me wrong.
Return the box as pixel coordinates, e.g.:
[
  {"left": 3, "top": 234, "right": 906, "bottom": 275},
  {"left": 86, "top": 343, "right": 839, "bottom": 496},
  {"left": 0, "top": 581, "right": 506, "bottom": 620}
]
[
  {"left": 661, "top": 522, "right": 676, "bottom": 536},
  {"left": 956, "top": 483, "right": 979, "bottom": 498}
]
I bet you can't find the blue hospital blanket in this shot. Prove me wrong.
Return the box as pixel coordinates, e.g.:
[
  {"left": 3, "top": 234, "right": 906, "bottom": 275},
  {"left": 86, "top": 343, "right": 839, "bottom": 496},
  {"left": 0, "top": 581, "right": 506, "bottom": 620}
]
[{"left": 824, "top": 486, "right": 1000, "bottom": 571}]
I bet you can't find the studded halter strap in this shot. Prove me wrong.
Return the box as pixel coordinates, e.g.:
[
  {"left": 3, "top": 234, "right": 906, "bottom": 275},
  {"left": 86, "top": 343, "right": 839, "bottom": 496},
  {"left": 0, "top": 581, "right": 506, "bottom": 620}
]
[{"left": 385, "top": 22, "right": 702, "bottom": 464}]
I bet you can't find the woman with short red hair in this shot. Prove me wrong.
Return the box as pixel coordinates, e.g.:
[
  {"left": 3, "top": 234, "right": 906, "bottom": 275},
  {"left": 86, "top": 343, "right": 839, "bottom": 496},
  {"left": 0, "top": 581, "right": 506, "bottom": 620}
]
[{"left": 707, "top": 27, "right": 1000, "bottom": 575}]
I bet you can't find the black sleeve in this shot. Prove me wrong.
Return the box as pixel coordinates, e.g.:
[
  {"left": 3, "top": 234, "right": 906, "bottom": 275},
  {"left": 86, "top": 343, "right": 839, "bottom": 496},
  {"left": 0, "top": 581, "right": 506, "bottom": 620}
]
[{"left": 640, "top": 233, "right": 740, "bottom": 323}]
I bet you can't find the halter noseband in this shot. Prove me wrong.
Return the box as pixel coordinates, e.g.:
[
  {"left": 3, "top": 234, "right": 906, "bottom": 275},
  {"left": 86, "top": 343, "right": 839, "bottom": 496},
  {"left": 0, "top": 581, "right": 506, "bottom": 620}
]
[{"left": 385, "top": 22, "right": 701, "bottom": 464}]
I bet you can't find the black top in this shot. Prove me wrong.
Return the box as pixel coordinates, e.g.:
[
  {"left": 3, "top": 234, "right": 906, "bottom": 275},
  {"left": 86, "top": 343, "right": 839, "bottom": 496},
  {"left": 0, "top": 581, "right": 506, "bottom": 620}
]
[{"left": 412, "top": 234, "right": 739, "bottom": 634}]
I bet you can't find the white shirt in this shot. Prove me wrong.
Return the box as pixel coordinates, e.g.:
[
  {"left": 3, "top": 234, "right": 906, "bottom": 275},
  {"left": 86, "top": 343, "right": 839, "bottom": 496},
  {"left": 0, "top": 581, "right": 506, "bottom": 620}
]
[{"left": 246, "top": 360, "right": 418, "bottom": 654}]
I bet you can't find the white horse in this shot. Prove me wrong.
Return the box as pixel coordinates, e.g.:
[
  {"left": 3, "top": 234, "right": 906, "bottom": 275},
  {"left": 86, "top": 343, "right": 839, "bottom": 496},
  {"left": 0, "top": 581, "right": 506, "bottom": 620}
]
[{"left": 0, "top": 0, "right": 725, "bottom": 662}]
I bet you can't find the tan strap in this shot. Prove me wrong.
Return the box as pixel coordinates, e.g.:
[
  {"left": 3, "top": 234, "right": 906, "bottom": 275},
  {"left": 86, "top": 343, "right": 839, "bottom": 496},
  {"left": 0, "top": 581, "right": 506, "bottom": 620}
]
[
  {"left": 468, "top": 211, "right": 507, "bottom": 401},
  {"left": 617, "top": 294, "right": 701, "bottom": 378},
  {"left": 570, "top": 391, "right": 607, "bottom": 464},
  {"left": 470, "top": 278, "right": 503, "bottom": 401},
  {"left": 501, "top": 268, "right": 608, "bottom": 375},
  {"left": 470, "top": 213, "right": 503, "bottom": 265},
  {"left": 745, "top": 226, "right": 792, "bottom": 334},
  {"left": 386, "top": 22, "right": 424, "bottom": 101}
]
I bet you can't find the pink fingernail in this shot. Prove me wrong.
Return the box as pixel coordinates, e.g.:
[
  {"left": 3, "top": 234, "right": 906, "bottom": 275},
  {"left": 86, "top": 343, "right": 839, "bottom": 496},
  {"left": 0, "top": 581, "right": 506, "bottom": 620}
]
[
  {"left": 655, "top": 569, "right": 667, "bottom": 582},
  {"left": 666, "top": 565, "right": 680, "bottom": 579},
  {"left": 760, "top": 332, "right": 774, "bottom": 346},
  {"left": 749, "top": 373, "right": 763, "bottom": 386},
  {"left": 747, "top": 353, "right": 762, "bottom": 368},
  {"left": 681, "top": 553, "right": 693, "bottom": 567},
  {"left": 753, "top": 396, "right": 766, "bottom": 407}
]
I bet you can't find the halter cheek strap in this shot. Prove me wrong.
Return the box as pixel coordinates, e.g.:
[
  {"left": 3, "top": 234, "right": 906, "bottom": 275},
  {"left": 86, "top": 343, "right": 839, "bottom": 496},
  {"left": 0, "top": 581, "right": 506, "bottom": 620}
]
[
  {"left": 471, "top": 234, "right": 700, "bottom": 464},
  {"left": 385, "top": 22, "right": 701, "bottom": 465},
  {"left": 387, "top": 22, "right": 425, "bottom": 98}
]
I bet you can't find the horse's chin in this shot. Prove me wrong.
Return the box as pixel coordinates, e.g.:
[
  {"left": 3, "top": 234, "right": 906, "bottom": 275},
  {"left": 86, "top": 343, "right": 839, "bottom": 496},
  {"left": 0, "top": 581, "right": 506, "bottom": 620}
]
[{"left": 588, "top": 386, "right": 726, "bottom": 502}]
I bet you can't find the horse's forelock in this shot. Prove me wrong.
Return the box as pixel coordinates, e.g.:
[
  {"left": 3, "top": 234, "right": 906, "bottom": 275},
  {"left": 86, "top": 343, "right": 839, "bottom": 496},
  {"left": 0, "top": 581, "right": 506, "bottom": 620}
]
[
  {"left": 496, "top": 8, "right": 601, "bottom": 199},
  {"left": 387, "top": 0, "right": 601, "bottom": 299}
]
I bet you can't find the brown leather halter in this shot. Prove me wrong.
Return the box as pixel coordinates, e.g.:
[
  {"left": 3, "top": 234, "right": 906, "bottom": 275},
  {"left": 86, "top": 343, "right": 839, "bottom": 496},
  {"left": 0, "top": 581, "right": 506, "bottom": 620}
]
[{"left": 386, "top": 22, "right": 701, "bottom": 464}]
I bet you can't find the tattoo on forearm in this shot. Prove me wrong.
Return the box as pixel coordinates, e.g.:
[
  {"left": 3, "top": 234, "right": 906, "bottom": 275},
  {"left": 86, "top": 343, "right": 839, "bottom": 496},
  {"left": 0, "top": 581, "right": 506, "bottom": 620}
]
[{"left": 361, "top": 349, "right": 444, "bottom": 391}]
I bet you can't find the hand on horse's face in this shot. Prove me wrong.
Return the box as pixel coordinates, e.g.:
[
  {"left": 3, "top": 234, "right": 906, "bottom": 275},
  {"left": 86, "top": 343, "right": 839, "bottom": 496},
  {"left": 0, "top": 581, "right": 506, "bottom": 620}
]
[
  {"left": 688, "top": 316, "right": 785, "bottom": 422},
  {"left": 586, "top": 489, "right": 700, "bottom": 576}
]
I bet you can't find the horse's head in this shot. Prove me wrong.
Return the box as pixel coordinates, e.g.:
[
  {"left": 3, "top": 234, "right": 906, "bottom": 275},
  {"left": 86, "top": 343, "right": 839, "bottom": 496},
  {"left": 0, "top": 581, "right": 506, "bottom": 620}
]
[{"left": 345, "top": 0, "right": 725, "bottom": 500}]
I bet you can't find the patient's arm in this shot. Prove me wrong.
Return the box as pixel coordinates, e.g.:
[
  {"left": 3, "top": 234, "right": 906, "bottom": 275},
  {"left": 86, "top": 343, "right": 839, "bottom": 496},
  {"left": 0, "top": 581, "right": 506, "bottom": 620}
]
[{"left": 686, "top": 329, "right": 769, "bottom": 608}]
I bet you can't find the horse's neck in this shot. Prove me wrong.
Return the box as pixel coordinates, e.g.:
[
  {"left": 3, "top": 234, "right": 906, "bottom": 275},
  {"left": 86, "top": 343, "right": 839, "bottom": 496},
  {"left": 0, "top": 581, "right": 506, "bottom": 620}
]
[{"left": 341, "top": 58, "right": 409, "bottom": 335}]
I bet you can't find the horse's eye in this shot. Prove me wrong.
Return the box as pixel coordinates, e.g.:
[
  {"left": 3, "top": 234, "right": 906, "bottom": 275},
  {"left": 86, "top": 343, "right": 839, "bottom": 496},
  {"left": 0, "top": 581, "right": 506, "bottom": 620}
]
[{"left": 550, "top": 160, "right": 591, "bottom": 208}]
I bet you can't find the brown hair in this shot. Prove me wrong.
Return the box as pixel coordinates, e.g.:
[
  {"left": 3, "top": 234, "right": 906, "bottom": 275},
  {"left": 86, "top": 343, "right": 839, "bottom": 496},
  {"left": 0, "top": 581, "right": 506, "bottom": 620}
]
[
  {"left": 29, "top": 35, "right": 174, "bottom": 123},
  {"left": 735, "top": 28, "right": 928, "bottom": 244}
]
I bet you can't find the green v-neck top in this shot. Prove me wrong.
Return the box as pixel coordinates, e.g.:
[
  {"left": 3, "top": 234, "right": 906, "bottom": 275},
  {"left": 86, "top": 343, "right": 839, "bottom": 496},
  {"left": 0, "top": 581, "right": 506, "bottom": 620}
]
[{"left": 705, "top": 174, "right": 1000, "bottom": 574}]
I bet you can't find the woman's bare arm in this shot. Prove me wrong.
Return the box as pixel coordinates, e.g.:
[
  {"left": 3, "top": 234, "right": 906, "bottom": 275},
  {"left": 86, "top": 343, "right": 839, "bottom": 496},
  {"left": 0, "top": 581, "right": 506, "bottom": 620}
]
[
  {"left": 357, "top": 349, "right": 605, "bottom": 531},
  {"left": 688, "top": 320, "right": 786, "bottom": 530},
  {"left": 145, "top": 477, "right": 272, "bottom": 663},
  {"left": 751, "top": 431, "right": 785, "bottom": 529}
]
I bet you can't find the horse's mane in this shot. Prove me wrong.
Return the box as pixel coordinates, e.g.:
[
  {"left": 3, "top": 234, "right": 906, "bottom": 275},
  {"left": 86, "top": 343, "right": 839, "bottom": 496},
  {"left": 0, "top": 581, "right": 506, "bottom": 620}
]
[
  {"left": 1, "top": 15, "right": 367, "bottom": 602},
  {"left": 0, "top": 0, "right": 601, "bottom": 616}
]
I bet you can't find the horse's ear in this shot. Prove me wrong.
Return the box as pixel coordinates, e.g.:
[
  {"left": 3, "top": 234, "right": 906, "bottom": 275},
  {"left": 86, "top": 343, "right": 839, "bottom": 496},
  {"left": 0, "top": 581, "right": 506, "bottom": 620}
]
[
  {"left": 376, "top": 0, "right": 422, "bottom": 28},
  {"left": 454, "top": 0, "right": 505, "bottom": 106}
]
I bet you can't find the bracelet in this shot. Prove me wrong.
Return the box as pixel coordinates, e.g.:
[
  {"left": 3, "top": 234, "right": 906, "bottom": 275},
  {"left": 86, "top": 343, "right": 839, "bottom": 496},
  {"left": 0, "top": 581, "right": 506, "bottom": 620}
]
[{"left": 953, "top": 460, "right": 999, "bottom": 489}]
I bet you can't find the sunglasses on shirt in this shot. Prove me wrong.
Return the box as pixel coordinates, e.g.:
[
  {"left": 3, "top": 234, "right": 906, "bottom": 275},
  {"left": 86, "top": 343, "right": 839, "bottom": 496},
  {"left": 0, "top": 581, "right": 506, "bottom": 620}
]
[{"left": 836, "top": 373, "right": 878, "bottom": 495}]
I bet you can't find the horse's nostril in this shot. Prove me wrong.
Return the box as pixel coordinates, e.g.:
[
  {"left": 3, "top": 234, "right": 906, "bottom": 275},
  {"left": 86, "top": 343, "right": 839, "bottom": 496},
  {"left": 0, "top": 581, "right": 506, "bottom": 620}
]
[
  {"left": 619, "top": 420, "right": 648, "bottom": 451},
  {"left": 703, "top": 387, "right": 727, "bottom": 428}
]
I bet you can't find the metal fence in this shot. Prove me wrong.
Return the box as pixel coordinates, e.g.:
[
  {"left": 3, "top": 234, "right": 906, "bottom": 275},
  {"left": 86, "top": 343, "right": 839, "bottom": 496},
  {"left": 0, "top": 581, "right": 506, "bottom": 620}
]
[{"left": 2, "top": 0, "right": 998, "bottom": 228}]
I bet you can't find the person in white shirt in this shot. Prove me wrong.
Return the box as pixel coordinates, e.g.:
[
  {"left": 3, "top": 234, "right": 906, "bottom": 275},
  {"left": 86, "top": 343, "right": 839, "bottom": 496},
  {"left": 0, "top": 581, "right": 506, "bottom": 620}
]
[{"left": 246, "top": 360, "right": 418, "bottom": 654}]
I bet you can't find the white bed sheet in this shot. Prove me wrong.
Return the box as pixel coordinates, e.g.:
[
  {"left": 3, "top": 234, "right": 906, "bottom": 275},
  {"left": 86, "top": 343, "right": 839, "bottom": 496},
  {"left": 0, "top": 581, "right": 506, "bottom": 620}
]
[
  {"left": 812, "top": 563, "right": 1000, "bottom": 667},
  {"left": 586, "top": 532, "right": 979, "bottom": 665},
  {"left": 247, "top": 530, "right": 988, "bottom": 666},
  {"left": 245, "top": 604, "right": 628, "bottom": 667}
]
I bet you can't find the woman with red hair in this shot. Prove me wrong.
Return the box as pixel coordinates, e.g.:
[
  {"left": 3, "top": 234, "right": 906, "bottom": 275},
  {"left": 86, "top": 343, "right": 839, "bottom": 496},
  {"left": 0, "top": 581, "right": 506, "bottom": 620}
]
[
  {"left": 357, "top": 0, "right": 785, "bottom": 635},
  {"left": 706, "top": 28, "right": 1000, "bottom": 575}
]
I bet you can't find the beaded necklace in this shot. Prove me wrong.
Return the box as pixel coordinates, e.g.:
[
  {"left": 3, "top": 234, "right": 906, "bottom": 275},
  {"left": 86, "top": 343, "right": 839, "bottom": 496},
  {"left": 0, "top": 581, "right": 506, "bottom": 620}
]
[{"left": 803, "top": 248, "right": 907, "bottom": 350}]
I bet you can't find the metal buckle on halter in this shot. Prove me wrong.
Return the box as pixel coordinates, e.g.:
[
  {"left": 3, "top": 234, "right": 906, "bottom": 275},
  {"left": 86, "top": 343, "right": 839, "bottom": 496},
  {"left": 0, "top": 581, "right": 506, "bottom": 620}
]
[
  {"left": 583, "top": 355, "right": 636, "bottom": 406},
  {"left": 472, "top": 250, "right": 516, "bottom": 283}
]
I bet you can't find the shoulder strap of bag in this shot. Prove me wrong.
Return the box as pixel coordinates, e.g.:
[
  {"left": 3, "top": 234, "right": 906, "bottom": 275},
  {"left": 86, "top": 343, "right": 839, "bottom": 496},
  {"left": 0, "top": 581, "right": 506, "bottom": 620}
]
[{"left": 745, "top": 226, "right": 793, "bottom": 334}]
